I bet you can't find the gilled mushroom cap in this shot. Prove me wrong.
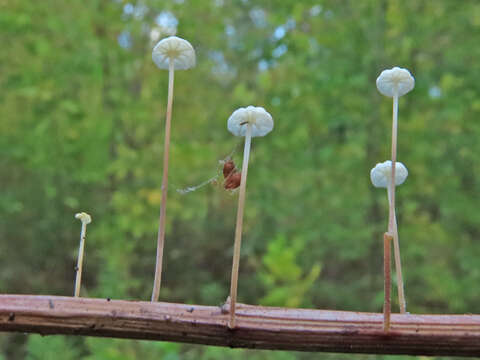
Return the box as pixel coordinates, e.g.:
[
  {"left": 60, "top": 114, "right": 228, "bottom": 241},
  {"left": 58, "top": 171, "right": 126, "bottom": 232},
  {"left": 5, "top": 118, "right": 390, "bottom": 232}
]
[
  {"left": 75, "top": 212, "right": 92, "bottom": 224},
  {"left": 227, "top": 106, "right": 274, "bottom": 137},
  {"left": 376, "top": 67, "right": 415, "bottom": 97},
  {"left": 370, "top": 160, "right": 408, "bottom": 188},
  {"left": 152, "top": 36, "right": 196, "bottom": 70}
]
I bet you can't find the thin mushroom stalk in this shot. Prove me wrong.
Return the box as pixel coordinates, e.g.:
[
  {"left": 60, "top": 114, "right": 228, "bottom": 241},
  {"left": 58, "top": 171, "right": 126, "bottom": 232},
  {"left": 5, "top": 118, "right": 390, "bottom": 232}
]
[
  {"left": 376, "top": 67, "right": 414, "bottom": 314},
  {"left": 74, "top": 212, "right": 92, "bottom": 297},
  {"left": 151, "top": 36, "right": 195, "bottom": 302},
  {"left": 229, "top": 123, "right": 252, "bottom": 329},
  {"left": 388, "top": 95, "right": 398, "bottom": 236},
  {"left": 226, "top": 106, "right": 274, "bottom": 329},
  {"left": 151, "top": 59, "right": 174, "bottom": 302},
  {"left": 387, "top": 95, "right": 405, "bottom": 313},
  {"left": 388, "top": 184, "right": 406, "bottom": 313}
]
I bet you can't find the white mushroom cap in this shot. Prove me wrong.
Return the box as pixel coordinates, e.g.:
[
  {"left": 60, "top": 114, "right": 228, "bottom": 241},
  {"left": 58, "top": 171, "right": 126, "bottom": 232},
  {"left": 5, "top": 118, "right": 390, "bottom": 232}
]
[
  {"left": 227, "top": 106, "right": 274, "bottom": 137},
  {"left": 152, "top": 36, "right": 196, "bottom": 70},
  {"left": 370, "top": 160, "right": 408, "bottom": 188},
  {"left": 376, "top": 67, "right": 415, "bottom": 97},
  {"left": 75, "top": 212, "right": 92, "bottom": 224}
]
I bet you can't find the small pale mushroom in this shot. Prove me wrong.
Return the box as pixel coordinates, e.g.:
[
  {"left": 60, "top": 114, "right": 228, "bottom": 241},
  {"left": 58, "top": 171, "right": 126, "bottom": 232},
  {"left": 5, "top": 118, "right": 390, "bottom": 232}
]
[
  {"left": 152, "top": 36, "right": 196, "bottom": 70},
  {"left": 371, "top": 161, "right": 408, "bottom": 331},
  {"left": 227, "top": 106, "right": 273, "bottom": 329},
  {"left": 376, "top": 67, "right": 414, "bottom": 317},
  {"left": 151, "top": 36, "right": 196, "bottom": 302},
  {"left": 370, "top": 160, "right": 408, "bottom": 188},
  {"left": 74, "top": 212, "right": 92, "bottom": 297},
  {"left": 376, "top": 67, "right": 415, "bottom": 98}
]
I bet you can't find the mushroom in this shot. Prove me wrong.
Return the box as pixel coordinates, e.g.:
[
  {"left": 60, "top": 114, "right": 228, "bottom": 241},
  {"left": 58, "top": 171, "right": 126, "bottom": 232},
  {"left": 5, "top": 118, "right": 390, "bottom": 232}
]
[
  {"left": 74, "top": 212, "right": 92, "bottom": 297},
  {"left": 376, "top": 67, "right": 414, "bottom": 315},
  {"left": 370, "top": 160, "right": 408, "bottom": 188},
  {"left": 151, "top": 36, "right": 196, "bottom": 302},
  {"left": 227, "top": 106, "right": 274, "bottom": 328},
  {"left": 376, "top": 67, "right": 415, "bottom": 98},
  {"left": 371, "top": 161, "right": 408, "bottom": 316}
]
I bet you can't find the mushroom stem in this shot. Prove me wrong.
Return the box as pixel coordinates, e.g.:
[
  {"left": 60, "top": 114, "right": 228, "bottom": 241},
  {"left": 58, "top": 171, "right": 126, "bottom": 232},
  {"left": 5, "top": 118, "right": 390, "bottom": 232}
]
[
  {"left": 74, "top": 222, "right": 88, "bottom": 297},
  {"left": 151, "top": 59, "right": 175, "bottom": 302},
  {"left": 384, "top": 94, "right": 398, "bottom": 330},
  {"left": 388, "top": 95, "right": 398, "bottom": 235},
  {"left": 383, "top": 232, "right": 393, "bottom": 332},
  {"left": 387, "top": 186, "right": 407, "bottom": 314},
  {"left": 229, "top": 123, "right": 252, "bottom": 329}
]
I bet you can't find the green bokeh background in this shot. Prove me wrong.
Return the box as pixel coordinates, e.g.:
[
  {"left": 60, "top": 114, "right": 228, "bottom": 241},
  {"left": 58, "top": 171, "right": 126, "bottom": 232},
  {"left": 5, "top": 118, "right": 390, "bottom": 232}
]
[{"left": 1, "top": 0, "right": 480, "bottom": 358}]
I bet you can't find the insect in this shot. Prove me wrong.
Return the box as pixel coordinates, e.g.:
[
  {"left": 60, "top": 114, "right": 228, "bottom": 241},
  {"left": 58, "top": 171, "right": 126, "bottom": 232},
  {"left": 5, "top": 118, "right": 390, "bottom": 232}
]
[{"left": 223, "top": 159, "right": 241, "bottom": 190}]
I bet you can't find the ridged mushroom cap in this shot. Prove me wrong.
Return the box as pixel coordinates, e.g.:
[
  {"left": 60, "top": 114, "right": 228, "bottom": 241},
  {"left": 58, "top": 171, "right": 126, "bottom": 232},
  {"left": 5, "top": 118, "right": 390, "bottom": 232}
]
[
  {"left": 152, "top": 36, "right": 196, "bottom": 70},
  {"left": 376, "top": 67, "right": 415, "bottom": 97},
  {"left": 75, "top": 212, "right": 92, "bottom": 224},
  {"left": 370, "top": 160, "right": 408, "bottom": 188},
  {"left": 227, "top": 106, "right": 274, "bottom": 137}
]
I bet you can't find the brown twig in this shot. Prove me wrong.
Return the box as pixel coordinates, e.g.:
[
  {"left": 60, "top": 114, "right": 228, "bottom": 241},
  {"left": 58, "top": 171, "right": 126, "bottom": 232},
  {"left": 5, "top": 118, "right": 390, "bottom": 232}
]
[
  {"left": 2, "top": 295, "right": 480, "bottom": 356},
  {"left": 383, "top": 232, "right": 392, "bottom": 332}
]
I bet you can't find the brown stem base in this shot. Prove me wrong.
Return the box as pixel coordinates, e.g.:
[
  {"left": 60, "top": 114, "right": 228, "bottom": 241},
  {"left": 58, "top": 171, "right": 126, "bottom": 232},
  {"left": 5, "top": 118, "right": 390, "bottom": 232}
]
[{"left": 384, "top": 232, "right": 393, "bottom": 332}]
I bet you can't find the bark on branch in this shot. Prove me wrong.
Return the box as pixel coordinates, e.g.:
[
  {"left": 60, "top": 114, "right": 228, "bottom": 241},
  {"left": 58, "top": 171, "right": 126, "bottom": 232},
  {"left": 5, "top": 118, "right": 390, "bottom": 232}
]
[{"left": 1, "top": 295, "right": 480, "bottom": 356}]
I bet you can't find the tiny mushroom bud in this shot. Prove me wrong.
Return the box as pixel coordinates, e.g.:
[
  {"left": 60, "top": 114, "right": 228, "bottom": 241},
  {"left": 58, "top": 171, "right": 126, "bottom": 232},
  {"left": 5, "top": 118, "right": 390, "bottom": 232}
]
[
  {"left": 151, "top": 36, "right": 196, "bottom": 302},
  {"left": 75, "top": 212, "right": 92, "bottom": 224},
  {"left": 74, "top": 212, "right": 92, "bottom": 297},
  {"left": 228, "top": 106, "right": 273, "bottom": 329},
  {"left": 376, "top": 67, "right": 415, "bottom": 98}
]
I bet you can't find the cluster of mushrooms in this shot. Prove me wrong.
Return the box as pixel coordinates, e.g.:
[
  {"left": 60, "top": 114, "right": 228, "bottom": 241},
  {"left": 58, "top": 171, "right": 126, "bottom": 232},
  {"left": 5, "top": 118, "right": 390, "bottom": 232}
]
[
  {"left": 371, "top": 67, "right": 415, "bottom": 330},
  {"left": 73, "top": 36, "right": 414, "bottom": 331}
]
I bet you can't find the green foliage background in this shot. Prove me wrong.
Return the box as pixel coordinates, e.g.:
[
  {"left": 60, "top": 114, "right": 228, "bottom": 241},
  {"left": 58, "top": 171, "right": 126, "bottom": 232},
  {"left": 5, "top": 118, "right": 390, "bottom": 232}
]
[{"left": 1, "top": 0, "right": 480, "bottom": 358}]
